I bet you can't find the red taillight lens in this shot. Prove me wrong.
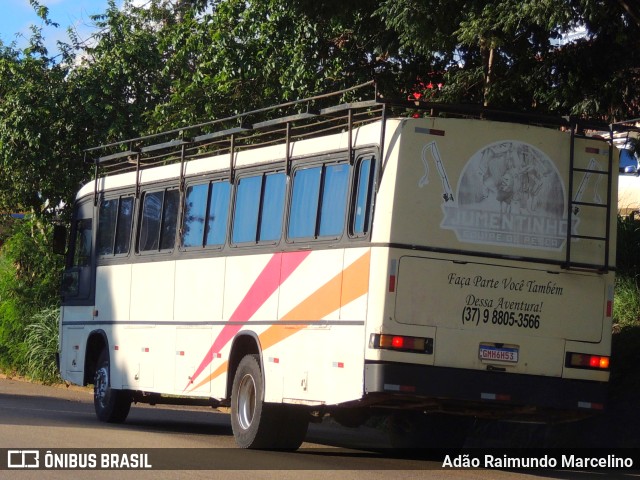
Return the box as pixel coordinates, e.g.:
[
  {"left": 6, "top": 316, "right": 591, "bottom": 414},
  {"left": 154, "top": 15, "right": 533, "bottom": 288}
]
[
  {"left": 370, "top": 334, "right": 433, "bottom": 354},
  {"left": 567, "top": 353, "right": 610, "bottom": 371}
]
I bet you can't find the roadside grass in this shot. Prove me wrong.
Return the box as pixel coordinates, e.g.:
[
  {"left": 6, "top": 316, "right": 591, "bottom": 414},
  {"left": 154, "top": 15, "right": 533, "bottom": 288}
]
[
  {"left": 23, "top": 306, "right": 61, "bottom": 385},
  {"left": 611, "top": 270, "right": 640, "bottom": 396},
  {"left": 613, "top": 275, "right": 640, "bottom": 332}
]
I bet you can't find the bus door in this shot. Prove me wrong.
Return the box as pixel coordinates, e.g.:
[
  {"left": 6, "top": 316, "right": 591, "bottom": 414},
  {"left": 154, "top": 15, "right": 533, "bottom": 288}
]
[
  {"left": 60, "top": 198, "right": 96, "bottom": 382},
  {"left": 62, "top": 199, "right": 95, "bottom": 302}
]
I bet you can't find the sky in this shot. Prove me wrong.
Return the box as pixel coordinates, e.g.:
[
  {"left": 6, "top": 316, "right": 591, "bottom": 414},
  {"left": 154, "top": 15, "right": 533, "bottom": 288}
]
[{"left": 0, "top": 0, "right": 123, "bottom": 53}]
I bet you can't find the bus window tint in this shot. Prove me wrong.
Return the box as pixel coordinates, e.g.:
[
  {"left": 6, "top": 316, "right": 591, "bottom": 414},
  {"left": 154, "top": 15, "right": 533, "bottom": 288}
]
[
  {"left": 114, "top": 197, "right": 134, "bottom": 254},
  {"left": 98, "top": 197, "right": 134, "bottom": 256},
  {"left": 259, "top": 173, "right": 285, "bottom": 241},
  {"left": 160, "top": 189, "right": 180, "bottom": 250},
  {"left": 353, "top": 157, "right": 373, "bottom": 235},
  {"left": 139, "top": 191, "right": 164, "bottom": 251},
  {"left": 319, "top": 164, "right": 349, "bottom": 236},
  {"left": 206, "top": 181, "right": 230, "bottom": 246},
  {"left": 232, "top": 175, "right": 261, "bottom": 243},
  {"left": 183, "top": 183, "right": 209, "bottom": 247},
  {"left": 289, "top": 163, "right": 349, "bottom": 239},
  {"left": 289, "top": 167, "right": 321, "bottom": 238},
  {"left": 233, "top": 173, "right": 286, "bottom": 244},
  {"left": 97, "top": 199, "right": 118, "bottom": 256},
  {"left": 73, "top": 219, "right": 92, "bottom": 267},
  {"left": 183, "top": 181, "right": 231, "bottom": 248}
]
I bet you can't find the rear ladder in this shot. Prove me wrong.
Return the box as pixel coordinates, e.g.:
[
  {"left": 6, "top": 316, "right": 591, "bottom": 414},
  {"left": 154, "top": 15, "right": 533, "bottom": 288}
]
[{"left": 565, "top": 120, "right": 614, "bottom": 272}]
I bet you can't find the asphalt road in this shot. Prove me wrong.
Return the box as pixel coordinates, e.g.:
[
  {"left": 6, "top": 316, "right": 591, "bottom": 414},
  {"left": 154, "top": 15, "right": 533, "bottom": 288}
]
[{"left": 0, "top": 376, "right": 637, "bottom": 480}]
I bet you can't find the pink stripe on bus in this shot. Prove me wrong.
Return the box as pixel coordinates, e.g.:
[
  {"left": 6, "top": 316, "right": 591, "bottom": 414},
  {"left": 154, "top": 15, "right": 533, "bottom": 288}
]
[{"left": 184, "top": 250, "right": 310, "bottom": 391}]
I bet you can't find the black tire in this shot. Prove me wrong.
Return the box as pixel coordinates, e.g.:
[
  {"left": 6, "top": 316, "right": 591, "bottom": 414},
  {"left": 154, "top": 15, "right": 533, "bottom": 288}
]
[
  {"left": 230, "top": 354, "right": 308, "bottom": 449},
  {"left": 93, "top": 348, "right": 131, "bottom": 423}
]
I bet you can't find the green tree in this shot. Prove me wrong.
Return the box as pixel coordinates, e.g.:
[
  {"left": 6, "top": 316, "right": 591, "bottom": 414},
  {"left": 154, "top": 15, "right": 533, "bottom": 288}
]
[
  {"left": 0, "top": 33, "right": 86, "bottom": 215},
  {"left": 70, "top": 0, "right": 169, "bottom": 142},
  {"left": 376, "top": 0, "right": 640, "bottom": 119},
  {"left": 144, "top": 0, "right": 399, "bottom": 130}
]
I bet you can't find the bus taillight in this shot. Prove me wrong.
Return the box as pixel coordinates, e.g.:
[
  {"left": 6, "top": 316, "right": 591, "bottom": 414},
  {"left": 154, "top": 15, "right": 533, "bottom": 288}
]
[
  {"left": 566, "top": 352, "right": 610, "bottom": 370},
  {"left": 369, "top": 333, "right": 433, "bottom": 354}
]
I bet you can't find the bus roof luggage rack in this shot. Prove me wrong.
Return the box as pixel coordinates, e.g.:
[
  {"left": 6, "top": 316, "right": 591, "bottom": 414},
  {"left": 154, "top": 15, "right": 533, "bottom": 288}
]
[
  {"left": 84, "top": 81, "right": 385, "bottom": 204},
  {"left": 85, "top": 81, "right": 383, "bottom": 176}
]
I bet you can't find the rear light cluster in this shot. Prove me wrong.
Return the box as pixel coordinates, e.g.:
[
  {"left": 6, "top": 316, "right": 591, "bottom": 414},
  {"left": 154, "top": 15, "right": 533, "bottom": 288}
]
[
  {"left": 369, "top": 333, "right": 433, "bottom": 354},
  {"left": 566, "top": 352, "right": 610, "bottom": 371}
]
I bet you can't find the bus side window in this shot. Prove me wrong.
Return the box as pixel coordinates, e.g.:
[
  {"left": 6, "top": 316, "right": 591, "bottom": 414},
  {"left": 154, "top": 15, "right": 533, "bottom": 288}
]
[
  {"left": 352, "top": 157, "right": 374, "bottom": 237},
  {"left": 318, "top": 164, "right": 349, "bottom": 236},
  {"left": 115, "top": 197, "right": 134, "bottom": 254},
  {"left": 183, "top": 180, "right": 231, "bottom": 249},
  {"left": 232, "top": 176, "right": 261, "bottom": 243},
  {"left": 182, "top": 183, "right": 209, "bottom": 248},
  {"left": 139, "top": 191, "right": 163, "bottom": 251},
  {"left": 289, "top": 162, "right": 349, "bottom": 240},
  {"left": 97, "top": 199, "right": 118, "bottom": 256},
  {"left": 289, "top": 167, "right": 321, "bottom": 238},
  {"left": 232, "top": 172, "right": 285, "bottom": 244},
  {"left": 97, "top": 196, "right": 134, "bottom": 256},
  {"left": 206, "top": 181, "right": 230, "bottom": 246},
  {"left": 139, "top": 189, "right": 179, "bottom": 252},
  {"left": 259, "top": 173, "right": 285, "bottom": 241},
  {"left": 159, "top": 189, "right": 180, "bottom": 250}
]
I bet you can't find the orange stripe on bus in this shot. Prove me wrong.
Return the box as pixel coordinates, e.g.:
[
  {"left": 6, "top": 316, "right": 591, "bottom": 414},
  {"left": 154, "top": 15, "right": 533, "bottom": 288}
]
[
  {"left": 259, "top": 251, "right": 370, "bottom": 352},
  {"left": 189, "top": 361, "right": 229, "bottom": 392}
]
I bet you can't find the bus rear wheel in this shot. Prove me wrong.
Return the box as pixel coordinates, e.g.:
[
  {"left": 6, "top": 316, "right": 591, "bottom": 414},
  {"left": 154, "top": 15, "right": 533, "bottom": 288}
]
[
  {"left": 231, "top": 354, "right": 308, "bottom": 449},
  {"left": 94, "top": 348, "right": 131, "bottom": 423}
]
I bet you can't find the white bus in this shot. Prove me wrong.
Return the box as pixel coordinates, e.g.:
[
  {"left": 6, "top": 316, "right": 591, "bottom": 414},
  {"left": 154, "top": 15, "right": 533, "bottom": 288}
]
[{"left": 57, "top": 84, "right": 618, "bottom": 449}]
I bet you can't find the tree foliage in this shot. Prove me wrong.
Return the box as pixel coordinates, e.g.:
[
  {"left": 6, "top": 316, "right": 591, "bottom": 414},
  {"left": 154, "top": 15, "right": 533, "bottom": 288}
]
[
  {"left": 0, "top": 35, "right": 85, "bottom": 215},
  {"left": 376, "top": 0, "right": 640, "bottom": 118}
]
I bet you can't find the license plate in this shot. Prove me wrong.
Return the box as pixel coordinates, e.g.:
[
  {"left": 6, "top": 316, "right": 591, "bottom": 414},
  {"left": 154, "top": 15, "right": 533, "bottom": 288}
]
[{"left": 479, "top": 344, "right": 519, "bottom": 363}]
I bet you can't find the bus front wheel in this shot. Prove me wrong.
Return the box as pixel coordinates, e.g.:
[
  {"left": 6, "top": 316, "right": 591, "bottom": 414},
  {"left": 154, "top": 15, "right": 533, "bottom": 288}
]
[
  {"left": 93, "top": 348, "right": 131, "bottom": 423},
  {"left": 231, "top": 354, "right": 308, "bottom": 449}
]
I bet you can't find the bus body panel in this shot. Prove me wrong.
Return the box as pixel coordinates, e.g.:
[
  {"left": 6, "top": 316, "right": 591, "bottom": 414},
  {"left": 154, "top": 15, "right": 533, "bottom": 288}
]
[
  {"left": 395, "top": 256, "right": 606, "bottom": 342},
  {"left": 174, "top": 257, "right": 226, "bottom": 323}
]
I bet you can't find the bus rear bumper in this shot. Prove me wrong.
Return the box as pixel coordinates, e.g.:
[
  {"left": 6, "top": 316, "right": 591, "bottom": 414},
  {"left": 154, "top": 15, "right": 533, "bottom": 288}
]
[{"left": 364, "top": 362, "right": 608, "bottom": 418}]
